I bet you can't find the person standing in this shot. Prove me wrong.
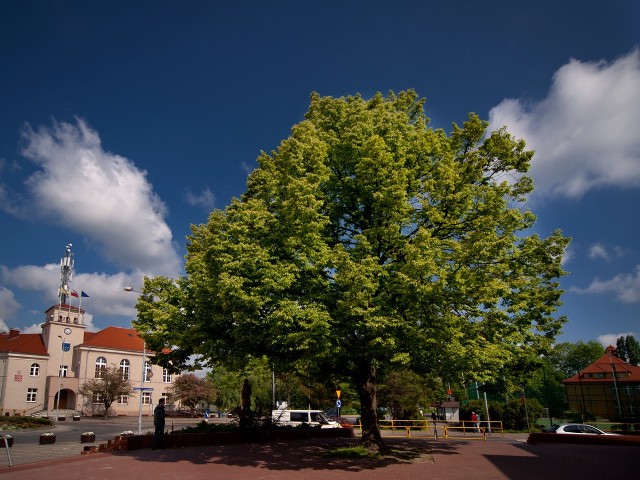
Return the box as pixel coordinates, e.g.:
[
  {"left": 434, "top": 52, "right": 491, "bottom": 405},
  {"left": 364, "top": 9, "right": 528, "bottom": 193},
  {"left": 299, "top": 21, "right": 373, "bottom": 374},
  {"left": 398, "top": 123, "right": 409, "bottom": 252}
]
[
  {"left": 471, "top": 411, "right": 478, "bottom": 433},
  {"left": 153, "top": 398, "right": 166, "bottom": 450}
]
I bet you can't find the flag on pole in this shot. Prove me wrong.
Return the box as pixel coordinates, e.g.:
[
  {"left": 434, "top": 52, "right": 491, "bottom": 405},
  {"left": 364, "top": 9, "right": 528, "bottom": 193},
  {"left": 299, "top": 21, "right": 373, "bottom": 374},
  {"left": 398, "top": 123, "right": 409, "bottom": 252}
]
[
  {"left": 81, "top": 291, "right": 90, "bottom": 297},
  {"left": 70, "top": 290, "right": 79, "bottom": 298}
]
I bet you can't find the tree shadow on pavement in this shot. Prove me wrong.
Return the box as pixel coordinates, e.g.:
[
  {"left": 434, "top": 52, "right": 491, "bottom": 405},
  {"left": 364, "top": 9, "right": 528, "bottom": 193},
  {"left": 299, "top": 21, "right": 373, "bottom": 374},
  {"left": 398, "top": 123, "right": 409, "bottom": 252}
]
[{"left": 114, "top": 437, "right": 465, "bottom": 473}]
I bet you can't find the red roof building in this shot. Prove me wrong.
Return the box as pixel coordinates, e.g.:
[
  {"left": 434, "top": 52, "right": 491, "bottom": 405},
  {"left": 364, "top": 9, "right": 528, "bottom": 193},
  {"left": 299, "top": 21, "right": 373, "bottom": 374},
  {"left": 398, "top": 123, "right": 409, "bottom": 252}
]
[
  {"left": 0, "top": 304, "right": 179, "bottom": 417},
  {"left": 563, "top": 345, "right": 640, "bottom": 420}
]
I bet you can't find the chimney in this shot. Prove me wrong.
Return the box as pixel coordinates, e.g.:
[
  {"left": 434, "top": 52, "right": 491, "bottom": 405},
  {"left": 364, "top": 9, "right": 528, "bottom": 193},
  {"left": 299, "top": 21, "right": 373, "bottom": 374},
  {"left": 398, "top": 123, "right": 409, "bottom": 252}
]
[{"left": 9, "top": 328, "right": 20, "bottom": 339}]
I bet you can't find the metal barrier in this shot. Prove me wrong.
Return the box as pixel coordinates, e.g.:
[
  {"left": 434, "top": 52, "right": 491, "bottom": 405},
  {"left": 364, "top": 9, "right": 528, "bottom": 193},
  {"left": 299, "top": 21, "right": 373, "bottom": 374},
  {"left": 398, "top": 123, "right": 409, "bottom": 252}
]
[{"left": 352, "top": 419, "right": 503, "bottom": 441}]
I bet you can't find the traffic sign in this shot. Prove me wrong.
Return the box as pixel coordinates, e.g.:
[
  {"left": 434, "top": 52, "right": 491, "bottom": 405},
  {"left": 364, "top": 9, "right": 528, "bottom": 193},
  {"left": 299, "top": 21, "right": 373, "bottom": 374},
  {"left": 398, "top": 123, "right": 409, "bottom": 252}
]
[
  {"left": 62, "top": 342, "right": 71, "bottom": 352},
  {"left": 336, "top": 399, "right": 342, "bottom": 408}
]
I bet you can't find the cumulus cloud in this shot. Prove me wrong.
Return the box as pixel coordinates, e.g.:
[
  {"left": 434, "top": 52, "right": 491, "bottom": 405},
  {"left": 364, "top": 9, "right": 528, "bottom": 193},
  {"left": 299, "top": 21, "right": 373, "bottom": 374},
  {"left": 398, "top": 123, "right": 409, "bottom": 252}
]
[
  {"left": 597, "top": 332, "right": 636, "bottom": 348},
  {"left": 20, "top": 118, "right": 181, "bottom": 276},
  {"left": 588, "top": 243, "right": 626, "bottom": 261},
  {"left": 0, "top": 287, "right": 21, "bottom": 331},
  {"left": 1, "top": 263, "right": 144, "bottom": 320},
  {"left": 186, "top": 187, "right": 215, "bottom": 211},
  {"left": 571, "top": 265, "right": 640, "bottom": 303},
  {"left": 489, "top": 48, "right": 640, "bottom": 199}
]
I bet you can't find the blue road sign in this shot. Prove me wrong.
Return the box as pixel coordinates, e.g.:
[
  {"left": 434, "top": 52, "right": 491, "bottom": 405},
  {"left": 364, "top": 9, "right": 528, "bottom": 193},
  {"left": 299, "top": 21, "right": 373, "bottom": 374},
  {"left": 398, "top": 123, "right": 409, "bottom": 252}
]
[
  {"left": 62, "top": 342, "right": 70, "bottom": 352},
  {"left": 336, "top": 399, "right": 342, "bottom": 408}
]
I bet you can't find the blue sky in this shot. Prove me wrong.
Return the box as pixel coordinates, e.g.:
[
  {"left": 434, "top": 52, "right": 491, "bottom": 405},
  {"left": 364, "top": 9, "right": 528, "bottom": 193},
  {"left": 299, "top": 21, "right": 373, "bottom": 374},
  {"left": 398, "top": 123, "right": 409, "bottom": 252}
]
[{"left": 0, "top": 1, "right": 638, "bottom": 347}]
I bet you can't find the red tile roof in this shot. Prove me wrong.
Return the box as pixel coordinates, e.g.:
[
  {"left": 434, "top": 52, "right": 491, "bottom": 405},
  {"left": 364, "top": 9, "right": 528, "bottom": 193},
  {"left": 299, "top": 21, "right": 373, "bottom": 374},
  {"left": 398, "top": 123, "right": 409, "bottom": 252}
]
[
  {"left": 81, "top": 327, "right": 145, "bottom": 352},
  {"left": 0, "top": 333, "right": 48, "bottom": 355},
  {"left": 563, "top": 346, "right": 640, "bottom": 384}
]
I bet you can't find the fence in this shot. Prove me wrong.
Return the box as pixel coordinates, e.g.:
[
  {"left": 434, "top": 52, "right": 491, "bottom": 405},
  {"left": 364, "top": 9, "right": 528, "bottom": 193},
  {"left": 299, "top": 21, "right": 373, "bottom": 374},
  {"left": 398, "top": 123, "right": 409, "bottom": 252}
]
[{"left": 353, "top": 419, "right": 504, "bottom": 441}]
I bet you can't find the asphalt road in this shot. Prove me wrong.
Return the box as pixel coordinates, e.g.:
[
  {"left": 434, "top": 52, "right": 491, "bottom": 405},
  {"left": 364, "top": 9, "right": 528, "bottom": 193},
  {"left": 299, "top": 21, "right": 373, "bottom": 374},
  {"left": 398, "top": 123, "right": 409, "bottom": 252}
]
[{"left": 2, "top": 415, "right": 217, "bottom": 445}]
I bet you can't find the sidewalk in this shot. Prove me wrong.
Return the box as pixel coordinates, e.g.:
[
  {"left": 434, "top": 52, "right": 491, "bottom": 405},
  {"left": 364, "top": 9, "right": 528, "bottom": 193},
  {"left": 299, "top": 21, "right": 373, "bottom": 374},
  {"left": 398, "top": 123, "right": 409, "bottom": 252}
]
[{"left": 0, "top": 435, "right": 637, "bottom": 479}]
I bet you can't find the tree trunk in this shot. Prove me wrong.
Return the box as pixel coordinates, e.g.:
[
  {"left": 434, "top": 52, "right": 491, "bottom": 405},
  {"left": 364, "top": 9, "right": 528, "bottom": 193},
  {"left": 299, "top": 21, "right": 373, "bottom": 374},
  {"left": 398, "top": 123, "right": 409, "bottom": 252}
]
[{"left": 356, "top": 363, "right": 386, "bottom": 451}]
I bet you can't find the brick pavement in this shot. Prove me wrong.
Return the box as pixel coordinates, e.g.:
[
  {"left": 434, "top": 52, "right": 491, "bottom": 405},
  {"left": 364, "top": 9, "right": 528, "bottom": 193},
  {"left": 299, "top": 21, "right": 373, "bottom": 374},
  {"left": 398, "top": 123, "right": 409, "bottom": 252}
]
[{"left": 1, "top": 436, "right": 637, "bottom": 479}]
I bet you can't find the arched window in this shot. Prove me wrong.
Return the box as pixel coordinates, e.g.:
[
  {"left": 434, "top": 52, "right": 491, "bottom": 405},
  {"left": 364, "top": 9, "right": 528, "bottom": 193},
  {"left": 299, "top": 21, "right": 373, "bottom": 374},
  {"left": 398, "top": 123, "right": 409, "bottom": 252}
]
[
  {"left": 144, "top": 361, "right": 152, "bottom": 382},
  {"left": 95, "top": 357, "right": 107, "bottom": 378},
  {"left": 120, "top": 359, "right": 130, "bottom": 380},
  {"left": 30, "top": 363, "right": 40, "bottom": 376}
]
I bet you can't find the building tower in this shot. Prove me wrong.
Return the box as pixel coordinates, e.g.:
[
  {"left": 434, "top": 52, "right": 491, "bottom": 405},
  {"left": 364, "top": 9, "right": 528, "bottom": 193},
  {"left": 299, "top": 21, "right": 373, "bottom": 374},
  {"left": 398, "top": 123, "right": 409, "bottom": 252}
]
[{"left": 59, "top": 243, "right": 74, "bottom": 305}]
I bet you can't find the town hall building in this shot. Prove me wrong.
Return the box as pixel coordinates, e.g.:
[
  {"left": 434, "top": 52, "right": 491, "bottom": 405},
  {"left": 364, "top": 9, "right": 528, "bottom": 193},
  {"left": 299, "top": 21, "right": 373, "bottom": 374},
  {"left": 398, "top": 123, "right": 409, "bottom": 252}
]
[{"left": 0, "top": 245, "right": 179, "bottom": 417}]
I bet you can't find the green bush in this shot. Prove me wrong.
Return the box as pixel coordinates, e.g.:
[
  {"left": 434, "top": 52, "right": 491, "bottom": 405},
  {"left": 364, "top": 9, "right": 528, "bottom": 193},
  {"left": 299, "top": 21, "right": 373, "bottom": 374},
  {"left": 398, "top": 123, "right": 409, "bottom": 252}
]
[{"left": 0, "top": 416, "right": 54, "bottom": 429}]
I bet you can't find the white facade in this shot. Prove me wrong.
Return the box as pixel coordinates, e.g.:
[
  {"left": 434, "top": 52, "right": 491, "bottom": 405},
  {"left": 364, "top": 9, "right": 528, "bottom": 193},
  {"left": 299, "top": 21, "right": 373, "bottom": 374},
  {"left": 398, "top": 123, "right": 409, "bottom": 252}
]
[{"left": 0, "top": 304, "right": 178, "bottom": 417}]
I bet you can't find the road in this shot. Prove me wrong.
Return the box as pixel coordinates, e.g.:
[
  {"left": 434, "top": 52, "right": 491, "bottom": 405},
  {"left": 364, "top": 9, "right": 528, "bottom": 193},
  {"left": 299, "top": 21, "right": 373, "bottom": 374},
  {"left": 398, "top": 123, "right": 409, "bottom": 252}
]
[{"left": 3, "top": 415, "right": 220, "bottom": 445}]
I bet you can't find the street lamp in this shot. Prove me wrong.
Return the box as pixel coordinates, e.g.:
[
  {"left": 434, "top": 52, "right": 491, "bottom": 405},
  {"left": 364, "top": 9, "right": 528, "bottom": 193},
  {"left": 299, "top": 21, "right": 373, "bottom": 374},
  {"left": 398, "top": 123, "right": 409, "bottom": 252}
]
[
  {"left": 55, "top": 335, "right": 67, "bottom": 419},
  {"left": 124, "top": 286, "right": 147, "bottom": 435}
]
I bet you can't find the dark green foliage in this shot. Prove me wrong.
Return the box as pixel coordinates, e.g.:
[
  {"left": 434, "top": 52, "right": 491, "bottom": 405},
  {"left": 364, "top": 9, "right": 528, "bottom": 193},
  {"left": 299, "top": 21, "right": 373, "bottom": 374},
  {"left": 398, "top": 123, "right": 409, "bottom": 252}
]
[{"left": 616, "top": 335, "right": 640, "bottom": 365}]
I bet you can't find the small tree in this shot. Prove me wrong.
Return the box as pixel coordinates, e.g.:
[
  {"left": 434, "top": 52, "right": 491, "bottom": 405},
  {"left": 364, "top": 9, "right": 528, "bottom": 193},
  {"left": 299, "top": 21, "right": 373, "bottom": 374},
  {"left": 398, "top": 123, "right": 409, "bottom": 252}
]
[
  {"left": 78, "top": 365, "right": 134, "bottom": 419},
  {"left": 167, "top": 374, "right": 216, "bottom": 411}
]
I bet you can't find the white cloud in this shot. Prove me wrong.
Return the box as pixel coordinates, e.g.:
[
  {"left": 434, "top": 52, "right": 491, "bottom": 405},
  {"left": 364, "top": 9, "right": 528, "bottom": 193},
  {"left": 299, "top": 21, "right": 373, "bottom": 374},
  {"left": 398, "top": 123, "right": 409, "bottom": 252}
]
[
  {"left": 1, "top": 263, "right": 143, "bottom": 320},
  {"left": 20, "top": 118, "right": 181, "bottom": 276},
  {"left": 588, "top": 243, "right": 609, "bottom": 261},
  {"left": 571, "top": 265, "right": 640, "bottom": 303},
  {"left": 597, "top": 332, "right": 636, "bottom": 348},
  {"left": 561, "top": 243, "right": 576, "bottom": 266},
  {"left": 186, "top": 187, "right": 215, "bottom": 211},
  {"left": 0, "top": 287, "right": 21, "bottom": 331},
  {"left": 489, "top": 48, "right": 640, "bottom": 199},
  {"left": 588, "top": 243, "right": 626, "bottom": 261}
]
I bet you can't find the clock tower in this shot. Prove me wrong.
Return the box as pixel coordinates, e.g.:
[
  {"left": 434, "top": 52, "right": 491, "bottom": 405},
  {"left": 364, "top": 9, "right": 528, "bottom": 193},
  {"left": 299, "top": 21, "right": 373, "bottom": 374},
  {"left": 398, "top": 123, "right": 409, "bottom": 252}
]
[{"left": 41, "top": 244, "right": 86, "bottom": 373}]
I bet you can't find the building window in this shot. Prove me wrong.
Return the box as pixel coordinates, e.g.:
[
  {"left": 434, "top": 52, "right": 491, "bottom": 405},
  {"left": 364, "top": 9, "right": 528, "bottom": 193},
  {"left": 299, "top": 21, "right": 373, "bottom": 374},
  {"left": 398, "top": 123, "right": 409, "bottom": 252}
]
[
  {"left": 142, "top": 392, "right": 152, "bottom": 405},
  {"left": 30, "top": 363, "right": 40, "bottom": 376},
  {"left": 118, "top": 395, "right": 129, "bottom": 405},
  {"left": 120, "top": 359, "right": 130, "bottom": 380},
  {"left": 59, "top": 365, "right": 68, "bottom": 377},
  {"left": 95, "top": 357, "right": 107, "bottom": 378},
  {"left": 623, "top": 385, "right": 633, "bottom": 396},
  {"left": 27, "top": 388, "right": 37, "bottom": 402},
  {"left": 163, "top": 368, "right": 172, "bottom": 383},
  {"left": 144, "top": 361, "right": 152, "bottom": 382}
]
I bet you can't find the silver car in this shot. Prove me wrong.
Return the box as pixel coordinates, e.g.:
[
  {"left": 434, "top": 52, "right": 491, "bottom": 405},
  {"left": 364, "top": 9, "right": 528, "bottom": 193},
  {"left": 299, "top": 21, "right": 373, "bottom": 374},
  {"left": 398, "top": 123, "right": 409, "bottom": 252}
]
[{"left": 547, "top": 423, "right": 618, "bottom": 435}]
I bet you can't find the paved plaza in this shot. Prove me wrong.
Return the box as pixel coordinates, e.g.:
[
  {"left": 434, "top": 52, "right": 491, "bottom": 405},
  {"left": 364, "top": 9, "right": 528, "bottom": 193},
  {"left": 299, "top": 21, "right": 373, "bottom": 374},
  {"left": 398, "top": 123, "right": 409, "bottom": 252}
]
[{"left": 0, "top": 434, "right": 637, "bottom": 479}]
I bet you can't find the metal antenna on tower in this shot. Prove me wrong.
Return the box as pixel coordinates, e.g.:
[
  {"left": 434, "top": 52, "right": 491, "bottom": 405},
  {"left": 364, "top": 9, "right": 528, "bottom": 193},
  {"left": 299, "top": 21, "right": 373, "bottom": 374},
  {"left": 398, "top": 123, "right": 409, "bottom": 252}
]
[{"left": 59, "top": 243, "right": 74, "bottom": 305}]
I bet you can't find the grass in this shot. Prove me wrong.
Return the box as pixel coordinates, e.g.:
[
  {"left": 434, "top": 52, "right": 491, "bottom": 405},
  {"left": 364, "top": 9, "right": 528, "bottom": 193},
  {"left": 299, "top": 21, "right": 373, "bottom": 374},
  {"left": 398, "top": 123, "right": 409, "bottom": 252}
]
[{"left": 322, "top": 445, "right": 382, "bottom": 459}]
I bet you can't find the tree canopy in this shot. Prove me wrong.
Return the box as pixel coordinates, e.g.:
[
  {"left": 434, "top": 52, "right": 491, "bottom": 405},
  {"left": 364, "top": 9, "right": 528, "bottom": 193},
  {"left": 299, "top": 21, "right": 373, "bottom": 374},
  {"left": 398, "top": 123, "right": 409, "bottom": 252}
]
[
  {"left": 133, "top": 91, "right": 569, "bottom": 449},
  {"left": 167, "top": 373, "right": 216, "bottom": 410},
  {"left": 78, "top": 365, "right": 134, "bottom": 419},
  {"left": 616, "top": 335, "right": 640, "bottom": 365}
]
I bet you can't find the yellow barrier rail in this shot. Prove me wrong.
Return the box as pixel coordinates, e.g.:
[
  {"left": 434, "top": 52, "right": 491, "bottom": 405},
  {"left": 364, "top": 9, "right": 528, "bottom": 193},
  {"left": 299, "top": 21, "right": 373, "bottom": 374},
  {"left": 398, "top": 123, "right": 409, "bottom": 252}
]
[{"left": 352, "top": 419, "right": 504, "bottom": 440}]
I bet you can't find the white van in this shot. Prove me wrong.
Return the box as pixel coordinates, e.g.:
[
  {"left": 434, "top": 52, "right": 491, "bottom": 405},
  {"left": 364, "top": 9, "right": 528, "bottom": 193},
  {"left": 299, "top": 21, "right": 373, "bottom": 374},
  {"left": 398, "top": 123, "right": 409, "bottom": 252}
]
[{"left": 271, "top": 409, "right": 341, "bottom": 428}]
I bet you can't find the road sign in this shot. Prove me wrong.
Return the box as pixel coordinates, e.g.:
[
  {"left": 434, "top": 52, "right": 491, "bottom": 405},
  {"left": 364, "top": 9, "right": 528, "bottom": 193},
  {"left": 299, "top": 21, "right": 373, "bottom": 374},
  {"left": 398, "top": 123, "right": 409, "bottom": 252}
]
[
  {"left": 62, "top": 342, "right": 71, "bottom": 352},
  {"left": 336, "top": 399, "right": 342, "bottom": 408}
]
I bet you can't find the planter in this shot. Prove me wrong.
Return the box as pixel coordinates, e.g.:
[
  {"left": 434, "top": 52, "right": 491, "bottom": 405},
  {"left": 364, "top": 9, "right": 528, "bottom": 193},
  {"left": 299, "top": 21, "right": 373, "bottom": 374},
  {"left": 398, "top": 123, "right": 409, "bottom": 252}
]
[
  {"left": 73, "top": 415, "right": 81, "bottom": 421},
  {"left": 0, "top": 437, "right": 13, "bottom": 448},
  {"left": 40, "top": 434, "right": 56, "bottom": 445},
  {"left": 81, "top": 433, "right": 96, "bottom": 443}
]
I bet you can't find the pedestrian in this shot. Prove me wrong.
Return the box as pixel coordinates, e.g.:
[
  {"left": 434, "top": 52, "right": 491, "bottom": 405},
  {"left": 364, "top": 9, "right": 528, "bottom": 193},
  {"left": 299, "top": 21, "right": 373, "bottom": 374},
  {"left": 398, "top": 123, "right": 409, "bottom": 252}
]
[
  {"left": 431, "top": 411, "right": 437, "bottom": 421},
  {"left": 471, "top": 411, "right": 478, "bottom": 432},
  {"left": 153, "top": 397, "right": 166, "bottom": 450},
  {"left": 476, "top": 412, "right": 482, "bottom": 432}
]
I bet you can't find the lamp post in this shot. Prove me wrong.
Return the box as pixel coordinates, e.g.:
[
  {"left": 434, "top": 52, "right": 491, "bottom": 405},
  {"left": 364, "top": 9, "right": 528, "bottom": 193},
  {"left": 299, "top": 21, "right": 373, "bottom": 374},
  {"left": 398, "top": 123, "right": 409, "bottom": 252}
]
[
  {"left": 124, "top": 286, "right": 147, "bottom": 435},
  {"left": 55, "top": 336, "right": 66, "bottom": 418}
]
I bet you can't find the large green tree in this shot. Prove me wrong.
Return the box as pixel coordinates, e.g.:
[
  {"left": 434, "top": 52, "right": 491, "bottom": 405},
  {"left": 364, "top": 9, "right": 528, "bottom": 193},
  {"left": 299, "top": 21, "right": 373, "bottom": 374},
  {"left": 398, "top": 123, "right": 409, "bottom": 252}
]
[{"left": 133, "top": 91, "right": 569, "bottom": 450}]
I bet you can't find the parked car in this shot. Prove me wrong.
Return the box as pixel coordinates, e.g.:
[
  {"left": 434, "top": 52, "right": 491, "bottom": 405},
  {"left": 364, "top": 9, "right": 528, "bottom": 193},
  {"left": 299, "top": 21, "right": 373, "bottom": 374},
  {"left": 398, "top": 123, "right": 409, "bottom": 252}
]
[{"left": 547, "top": 423, "right": 618, "bottom": 435}]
